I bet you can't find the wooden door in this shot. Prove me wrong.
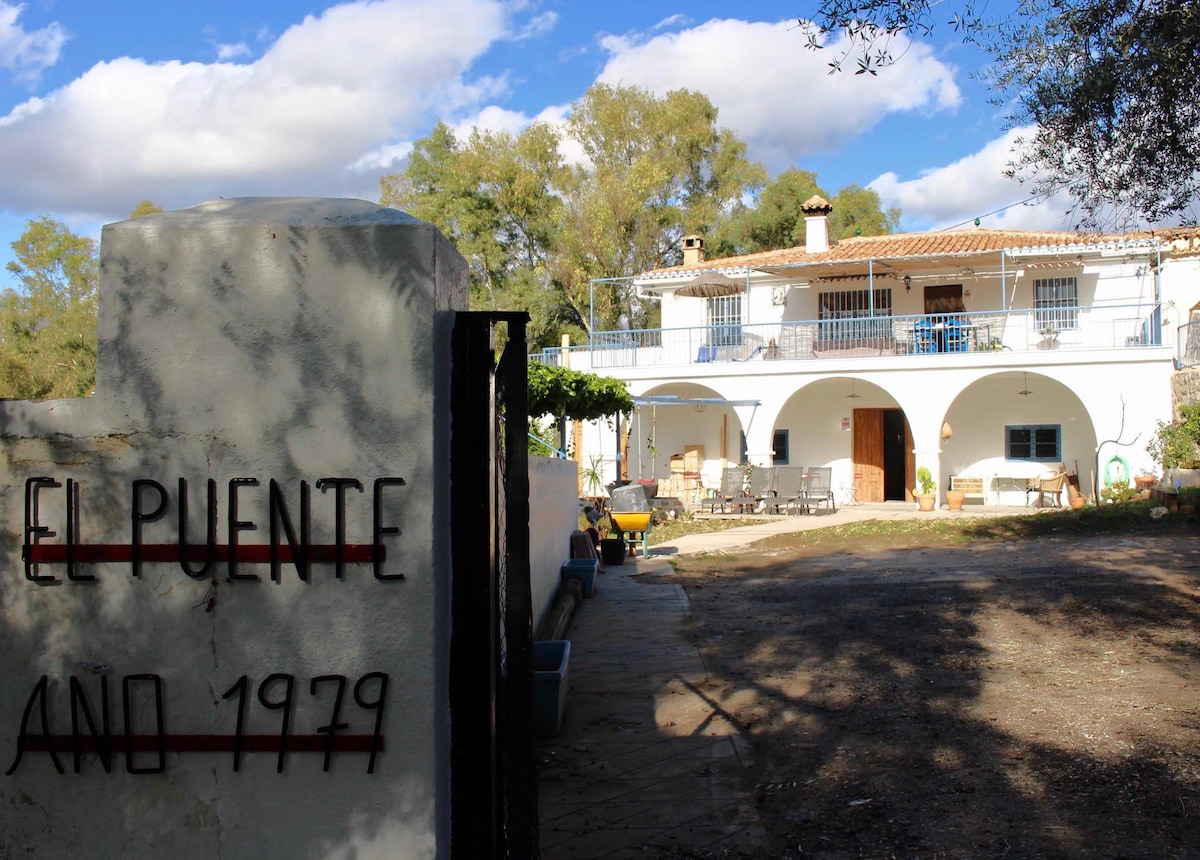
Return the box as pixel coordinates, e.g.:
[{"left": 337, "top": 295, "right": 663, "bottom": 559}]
[
  {"left": 903, "top": 420, "right": 915, "bottom": 503},
  {"left": 854, "top": 409, "right": 916, "bottom": 502},
  {"left": 852, "top": 408, "right": 885, "bottom": 502}
]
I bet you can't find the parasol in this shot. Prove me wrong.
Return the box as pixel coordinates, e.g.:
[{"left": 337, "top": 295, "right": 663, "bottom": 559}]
[{"left": 674, "top": 271, "right": 744, "bottom": 298}]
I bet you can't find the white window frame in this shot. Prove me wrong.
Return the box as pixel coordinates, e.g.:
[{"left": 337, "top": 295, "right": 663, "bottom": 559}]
[
  {"left": 706, "top": 294, "right": 743, "bottom": 346},
  {"left": 1034, "top": 277, "right": 1079, "bottom": 331}
]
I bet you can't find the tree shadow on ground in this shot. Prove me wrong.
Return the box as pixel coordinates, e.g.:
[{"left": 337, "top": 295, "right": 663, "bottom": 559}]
[{"left": 669, "top": 539, "right": 1200, "bottom": 858}]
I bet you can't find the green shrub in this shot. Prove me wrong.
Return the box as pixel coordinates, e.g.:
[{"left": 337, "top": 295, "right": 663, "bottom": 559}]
[
  {"left": 1100, "top": 480, "right": 1139, "bottom": 504},
  {"left": 1147, "top": 403, "right": 1200, "bottom": 469}
]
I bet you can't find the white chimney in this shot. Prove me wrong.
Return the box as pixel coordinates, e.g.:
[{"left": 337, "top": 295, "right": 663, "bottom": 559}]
[
  {"left": 682, "top": 235, "right": 706, "bottom": 266},
  {"left": 801, "top": 196, "right": 833, "bottom": 253}
]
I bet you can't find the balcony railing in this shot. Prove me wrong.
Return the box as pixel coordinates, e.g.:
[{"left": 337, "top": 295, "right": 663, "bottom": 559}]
[{"left": 531, "top": 304, "right": 1163, "bottom": 370}]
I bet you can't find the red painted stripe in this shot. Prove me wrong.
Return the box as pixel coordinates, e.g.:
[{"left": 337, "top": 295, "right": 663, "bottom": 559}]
[
  {"left": 26, "top": 734, "right": 383, "bottom": 753},
  {"left": 25, "top": 544, "right": 384, "bottom": 564}
]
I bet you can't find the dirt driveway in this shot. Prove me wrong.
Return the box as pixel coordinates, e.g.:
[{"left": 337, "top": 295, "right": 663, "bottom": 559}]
[{"left": 646, "top": 529, "right": 1200, "bottom": 859}]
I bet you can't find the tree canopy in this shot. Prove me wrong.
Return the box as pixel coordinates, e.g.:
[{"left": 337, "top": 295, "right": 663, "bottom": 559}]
[
  {"left": 528, "top": 362, "right": 633, "bottom": 423},
  {"left": 713, "top": 168, "right": 899, "bottom": 255},
  {"left": 0, "top": 203, "right": 168, "bottom": 401},
  {"left": 803, "top": 0, "right": 1200, "bottom": 228},
  {"left": 128, "top": 200, "right": 164, "bottom": 218},
  {"left": 381, "top": 83, "right": 767, "bottom": 346},
  {"left": 0, "top": 217, "right": 99, "bottom": 399}
]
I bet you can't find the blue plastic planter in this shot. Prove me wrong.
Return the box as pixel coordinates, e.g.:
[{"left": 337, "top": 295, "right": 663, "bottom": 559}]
[
  {"left": 534, "top": 639, "right": 571, "bottom": 737},
  {"left": 561, "top": 558, "right": 599, "bottom": 597}
]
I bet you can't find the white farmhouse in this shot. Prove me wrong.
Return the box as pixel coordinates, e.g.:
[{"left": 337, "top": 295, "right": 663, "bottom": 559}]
[{"left": 550, "top": 197, "right": 1200, "bottom": 507}]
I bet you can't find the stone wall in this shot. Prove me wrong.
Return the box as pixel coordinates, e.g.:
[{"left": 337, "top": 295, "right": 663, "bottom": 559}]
[{"left": 1171, "top": 368, "right": 1200, "bottom": 418}]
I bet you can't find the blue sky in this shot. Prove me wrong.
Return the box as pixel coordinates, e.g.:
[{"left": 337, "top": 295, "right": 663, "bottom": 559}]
[{"left": 0, "top": 0, "right": 1067, "bottom": 288}]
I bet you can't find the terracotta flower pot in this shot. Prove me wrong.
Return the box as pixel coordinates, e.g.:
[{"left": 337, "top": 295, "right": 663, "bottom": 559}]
[
  {"left": 946, "top": 489, "right": 965, "bottom": 511},
  {"left": 917, "top": 493, "right": 936, "bottom": 512}
]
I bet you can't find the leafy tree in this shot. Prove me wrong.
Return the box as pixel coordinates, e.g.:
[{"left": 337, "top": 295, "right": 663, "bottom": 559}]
[
  {"left": 713, "top": 168, "right": 823, "bottom": 254},
  {"left": 0, "top": 217, "right": 98, "bottom": 399},
  {"left": 1147, "top": 404, "right": 1200, "bottom": 469},
  {"left": 128, "top": 200, "right": 164, "bottom": 218},
  {"left": 382, "top": 121, "right": 569, "bottom": 346},
  {"left": 713, "top": 169, "right": 898, "bottom": 255},
  {"left": 552, "top": 85, "right": 766, "bottom": 334},
  {"left": 831, "top": 183, "right": 901, "bottom": 239},
  {"left": 381, "top": 84, "right": 766, "bottom": 345},
  {"left": 528, "top": 362, "right": 633, "bottom": 423},
  {"left": 802, "top": 0, "right": 1200, "bottom": 228}
]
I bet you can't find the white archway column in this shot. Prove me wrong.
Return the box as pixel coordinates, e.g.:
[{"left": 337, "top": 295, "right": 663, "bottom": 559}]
[
  {"left": 736, "top": 401, "right": 785, "bottom": 468},
  {"left": 908, "top": 412, "right": 945, "bottom": 506}
]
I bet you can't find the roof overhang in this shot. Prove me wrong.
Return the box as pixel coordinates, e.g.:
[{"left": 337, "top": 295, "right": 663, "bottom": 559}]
[
  {"left": 634, "top": 237, "right": 1163, "bottom": 284},
  {"left": 632, "top": 395, "right": 761, "bottom": 408}
]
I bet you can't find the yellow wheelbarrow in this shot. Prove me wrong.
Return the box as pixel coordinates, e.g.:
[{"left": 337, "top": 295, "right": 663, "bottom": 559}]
[{"left": 607, "top": 510, "right": 652, "bottom": 558}]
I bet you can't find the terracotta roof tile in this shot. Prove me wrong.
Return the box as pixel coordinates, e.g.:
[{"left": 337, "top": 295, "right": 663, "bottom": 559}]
[{"left": 641, "top": 225, "right": 1200, "bottom": 279}]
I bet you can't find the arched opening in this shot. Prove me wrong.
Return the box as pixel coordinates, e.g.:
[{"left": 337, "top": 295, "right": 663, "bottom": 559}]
[
  {"left": 942, "top": 371, "right": 1098, "bottom": 503},
  {"left": 629, "top": 382, "right": 746, "bottom": 494},
  {"left": 775, "top": 377, "right": 913, "bottom": 502}
]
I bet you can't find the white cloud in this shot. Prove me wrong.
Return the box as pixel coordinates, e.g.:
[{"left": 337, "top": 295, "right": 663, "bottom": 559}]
[
  {"left": 595, "top": 18, "right": 961, "bottom": 172},
  {"left": 513, "top": 11, "right": 557, "bottom": 41},
  {"left": 0, "top": 2, "right": 66, "bottom": 79},
  {"left": 0, "top": 0, "right": 512, "bottom": 217},
  {"left": 451, "top": 104, "right": 532, "bottom": 137},
  {"left": 215, "top": 42, "right": 251, "bottom": 61},
  {"left": 348, "top": 141, "right": 413, "bottom": 174},
  {"left": 870, "top": 127, "right": 1079, "bottom": 231},
  {"left": 651, "top": 15, "right": 691, "bottom": 32}
]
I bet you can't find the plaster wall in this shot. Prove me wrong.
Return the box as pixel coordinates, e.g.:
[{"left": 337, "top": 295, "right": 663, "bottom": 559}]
[
  {"left": 772, "top": 379, "right": 892, "bottom": 493},
  {"left": 0, "top": 199, "right": 466, "bottom": 859},
  {"left": 528, "top": 456, "right": 580, "bottom": 634},
  {"left": 1161, "top": 257, "right": 1200, "bottom": 340},
  {"left": 940, "top": 373, "right": 1097, "bottom": 502},
  {"left": 628, "top": 394, "right": 742, "bottom": 487}
]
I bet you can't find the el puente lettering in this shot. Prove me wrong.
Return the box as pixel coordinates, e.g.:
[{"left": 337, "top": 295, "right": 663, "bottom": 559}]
[{"left": 22, "top": 476, "right": 406, "bottom": 584}]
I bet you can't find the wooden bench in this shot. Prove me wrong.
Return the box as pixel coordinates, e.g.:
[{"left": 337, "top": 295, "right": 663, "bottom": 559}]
[{"left": 950, "top": 475, "right": 986, "bottom": 500}]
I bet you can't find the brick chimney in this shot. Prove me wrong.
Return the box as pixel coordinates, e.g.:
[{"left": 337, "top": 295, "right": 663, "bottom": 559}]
[
  {"left": 682, "top": 235, "right": 706, "bottom": 266},
  {"left": 801, "top": 196, "right": 833, "bottom": 253}
]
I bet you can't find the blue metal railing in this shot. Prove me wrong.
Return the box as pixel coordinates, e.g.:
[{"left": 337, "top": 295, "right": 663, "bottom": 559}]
[{"left": 540, "top": 304, "right": 1163, "bottom": 370}]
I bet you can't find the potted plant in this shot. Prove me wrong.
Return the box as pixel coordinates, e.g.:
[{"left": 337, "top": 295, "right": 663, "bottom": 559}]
[
  {"left": 915, "top": 466, "right": 937, "bottom": 512},
  {"left": 581, "top": 454, "right": 605, "bottom": 499},
  {"left": 945, "top": 483, "right": 966, "bottom": 511}
]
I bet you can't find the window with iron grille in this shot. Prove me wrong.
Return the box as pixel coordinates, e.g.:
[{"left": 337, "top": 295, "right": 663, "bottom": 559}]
[
  {"left": 1034, "top": 277, "right": 1079, "bottom": 331},
  {"left": 1005, "top": 424, "right": 1061, "bottom": 461},
  {"left": 817, "top": 288, "right": 893, "bottom": 341},
  {"left": 706, "top": 294, "right": 743, "bottom": 346}
]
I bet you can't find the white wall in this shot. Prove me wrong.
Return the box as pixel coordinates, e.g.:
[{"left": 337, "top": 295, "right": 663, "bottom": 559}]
[
  {"left": 0, "top": 199, "right": 466, "bottom": 859},
  {"left": 528, "top": 456, "right": 581, "bottom": 634}
]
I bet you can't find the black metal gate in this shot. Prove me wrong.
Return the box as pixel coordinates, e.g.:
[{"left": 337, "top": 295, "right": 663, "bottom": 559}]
[{"left": 449, "top": 311, "right": 537, "bottom": 858}]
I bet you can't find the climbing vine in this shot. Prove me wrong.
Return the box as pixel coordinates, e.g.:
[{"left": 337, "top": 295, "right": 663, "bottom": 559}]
[{"left": 528, "top": 363, "right": 633, "bottom": 422}]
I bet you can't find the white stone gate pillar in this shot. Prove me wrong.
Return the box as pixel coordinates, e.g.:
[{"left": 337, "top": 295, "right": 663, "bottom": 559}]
[{"left": 1, "top": 198, "right": 466, "bottom": 859}]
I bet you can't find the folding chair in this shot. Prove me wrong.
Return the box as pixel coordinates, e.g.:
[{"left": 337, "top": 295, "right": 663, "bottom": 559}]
[
  {"left": 842, "top": 470, "right": 864, "bottom": 506},
  {"left": 765, "top": 466, "right": 805, "bottom": 514},
  {"left": 745, "top": 466, "right": 776, "bottom": 513},
  {"left": 794, "top": 466, "right": 835, "bottom": 514},
  {"left": 707, "top": 467, "right": 744, "bottom": 513}
]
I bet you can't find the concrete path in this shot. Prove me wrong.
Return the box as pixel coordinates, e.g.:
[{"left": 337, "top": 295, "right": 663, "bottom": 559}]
[
  {"left": 535, "top": 556, "right": 762, "bottom": 859},
  {"left": 535, "top": 502, "right": 1035, "bottom": 858}
]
